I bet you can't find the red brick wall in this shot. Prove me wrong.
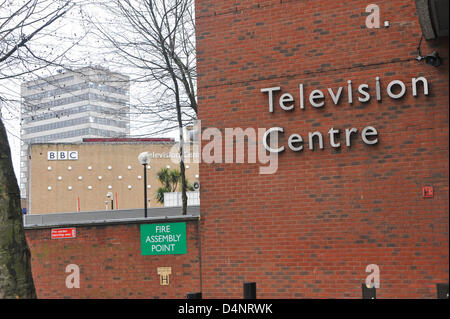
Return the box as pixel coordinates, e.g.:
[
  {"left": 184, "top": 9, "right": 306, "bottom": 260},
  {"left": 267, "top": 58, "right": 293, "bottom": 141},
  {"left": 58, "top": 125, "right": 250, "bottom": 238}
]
[
  {"left": 196, "top": 0, "right": 449, "bottom": 298},
  {"left": 25, "top": 221, "right": 201, "bottom": 298}
]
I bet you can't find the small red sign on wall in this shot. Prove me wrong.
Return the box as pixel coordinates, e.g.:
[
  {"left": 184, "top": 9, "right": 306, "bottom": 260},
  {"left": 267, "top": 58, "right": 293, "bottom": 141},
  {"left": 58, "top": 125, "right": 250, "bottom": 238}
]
[
  {"left": 422, "top": 186, "right": 434, "bottom": 198},
  {"left": 51, "top": 228, "right": 76, "bottom": 239}
]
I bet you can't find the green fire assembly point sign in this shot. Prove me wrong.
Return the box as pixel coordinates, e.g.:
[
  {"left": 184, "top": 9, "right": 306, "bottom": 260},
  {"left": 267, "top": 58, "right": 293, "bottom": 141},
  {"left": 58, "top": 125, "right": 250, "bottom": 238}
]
[{"left": 140, "top": 222, "right": 187, "bottom": 255}]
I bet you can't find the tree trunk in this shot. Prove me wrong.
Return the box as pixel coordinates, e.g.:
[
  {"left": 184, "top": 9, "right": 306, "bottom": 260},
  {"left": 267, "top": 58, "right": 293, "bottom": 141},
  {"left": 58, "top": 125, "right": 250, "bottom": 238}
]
[
  {"left": 0, "top": 119, "right": 36, "bottom": 299},
  {"left": 178, "top": 127, "right": 188, "bottom": 215}
]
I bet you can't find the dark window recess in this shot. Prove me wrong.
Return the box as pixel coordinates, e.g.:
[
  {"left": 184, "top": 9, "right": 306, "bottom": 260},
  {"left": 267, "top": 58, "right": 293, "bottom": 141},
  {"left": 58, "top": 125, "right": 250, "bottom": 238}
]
[
  {"left": 437, "top": 283, "right": 449, "bottom": 299},
  {"left": 186, "top": 292, "right": 202, "bottom": 299},
  {"left": 243, "top": 282, "right": 257, "bottom": 299},
  {"left": 362, "top": 283, "right": 376, "bottom": 299}
]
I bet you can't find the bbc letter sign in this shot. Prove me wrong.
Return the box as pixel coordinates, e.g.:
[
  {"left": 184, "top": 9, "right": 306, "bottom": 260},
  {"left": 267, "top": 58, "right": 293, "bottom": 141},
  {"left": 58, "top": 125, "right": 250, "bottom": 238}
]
[{"left": 48, "top": 151, "right": 78, "bottom": 161}]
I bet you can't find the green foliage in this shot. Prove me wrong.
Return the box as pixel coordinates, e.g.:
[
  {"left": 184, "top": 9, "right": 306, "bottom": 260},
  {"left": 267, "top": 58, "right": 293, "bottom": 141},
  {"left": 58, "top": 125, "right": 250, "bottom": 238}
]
[
  {"left": 156, "top": 186, "right": 171, "bottom": 204},
  {"left": 156, "top": 167, "right": 194, "bottom": 203},
  {"left": 186, "top": 180, "right": 195, "bottom": 191}
]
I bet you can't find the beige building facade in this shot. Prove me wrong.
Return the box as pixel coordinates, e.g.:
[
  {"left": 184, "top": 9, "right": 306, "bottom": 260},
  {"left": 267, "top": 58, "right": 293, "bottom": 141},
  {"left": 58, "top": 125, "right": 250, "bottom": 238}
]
[
  {"left": 20, "top": 67, "right": 131, "bottom": 200},
  {"left": 26, "top": 138, "right": 199, "bottom": 214}
]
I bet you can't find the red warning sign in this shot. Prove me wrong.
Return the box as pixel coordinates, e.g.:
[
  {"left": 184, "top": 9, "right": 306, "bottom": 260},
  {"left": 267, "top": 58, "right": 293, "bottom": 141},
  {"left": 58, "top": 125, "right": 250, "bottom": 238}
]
[{"left": 51, "top": 228, "right": 76, "bottom": 239}]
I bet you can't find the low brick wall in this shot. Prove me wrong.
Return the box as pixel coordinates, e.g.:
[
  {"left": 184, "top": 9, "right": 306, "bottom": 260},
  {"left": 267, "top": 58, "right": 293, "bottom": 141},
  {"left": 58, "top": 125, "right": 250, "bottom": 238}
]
[{"left": 25, "top": 220, "right": 201, "bottom": 298}]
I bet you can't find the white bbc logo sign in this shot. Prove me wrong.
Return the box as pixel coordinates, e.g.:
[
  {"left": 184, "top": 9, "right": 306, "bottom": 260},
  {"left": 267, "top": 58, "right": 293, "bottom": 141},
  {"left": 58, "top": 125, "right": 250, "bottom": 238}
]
[{"left": 48, "top": 151, "right": 78, "bottom": 161}]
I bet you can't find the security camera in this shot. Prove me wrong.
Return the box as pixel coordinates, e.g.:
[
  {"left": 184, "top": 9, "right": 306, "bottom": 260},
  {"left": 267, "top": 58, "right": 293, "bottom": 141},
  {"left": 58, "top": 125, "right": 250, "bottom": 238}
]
[
  {"left": 416, "top": 36, "right": 442, "bottom": 67},
  {"left": 193, "top": 181, "right": 200, "bottom": 190},
  {"left": 425, "top": 51, "right": 442, "bottom": 67}
]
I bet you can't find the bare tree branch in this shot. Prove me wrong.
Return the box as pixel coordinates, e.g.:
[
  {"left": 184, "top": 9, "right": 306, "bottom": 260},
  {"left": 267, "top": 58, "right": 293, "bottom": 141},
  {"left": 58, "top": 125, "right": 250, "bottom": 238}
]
[
  {"left": 0, "top": 0, "right": 74, "bottom": 299},
  {"left": 89, "top": 0, "right": 197, "bottom": 215}
]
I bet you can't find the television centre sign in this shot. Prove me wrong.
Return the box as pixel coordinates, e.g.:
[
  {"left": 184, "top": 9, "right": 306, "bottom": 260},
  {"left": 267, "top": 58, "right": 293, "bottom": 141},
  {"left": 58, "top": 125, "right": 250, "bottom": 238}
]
[
  {"left": 169, "top": 76, "right": 431, "bottom": 174},
  {"left": 260, "top": 76, "right": 430, "bottom": 153}
]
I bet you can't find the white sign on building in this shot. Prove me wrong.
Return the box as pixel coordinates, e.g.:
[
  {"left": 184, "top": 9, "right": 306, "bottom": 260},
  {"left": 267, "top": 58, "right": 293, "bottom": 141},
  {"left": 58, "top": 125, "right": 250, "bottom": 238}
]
[{"left": 48, "top": 151, "right": 78, "bottom": 161}]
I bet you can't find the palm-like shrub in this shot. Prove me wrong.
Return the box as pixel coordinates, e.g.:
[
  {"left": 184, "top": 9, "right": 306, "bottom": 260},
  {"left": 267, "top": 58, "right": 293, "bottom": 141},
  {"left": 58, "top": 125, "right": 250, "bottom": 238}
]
[{"left": 156, "top": 168, "right": 194, "bottom": 203}]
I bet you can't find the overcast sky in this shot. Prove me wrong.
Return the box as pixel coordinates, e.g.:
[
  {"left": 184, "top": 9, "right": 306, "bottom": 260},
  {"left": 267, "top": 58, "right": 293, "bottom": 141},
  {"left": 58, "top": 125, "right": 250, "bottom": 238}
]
[{"left": 1, "top": 1, "right": 182, "bottom": 182}]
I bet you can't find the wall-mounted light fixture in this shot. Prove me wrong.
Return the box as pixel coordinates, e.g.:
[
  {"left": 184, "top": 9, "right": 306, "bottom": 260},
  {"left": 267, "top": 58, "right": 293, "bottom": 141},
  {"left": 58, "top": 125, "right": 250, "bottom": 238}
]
[{"left": 106, "top": 191, "right": 113, "bottom": 210}]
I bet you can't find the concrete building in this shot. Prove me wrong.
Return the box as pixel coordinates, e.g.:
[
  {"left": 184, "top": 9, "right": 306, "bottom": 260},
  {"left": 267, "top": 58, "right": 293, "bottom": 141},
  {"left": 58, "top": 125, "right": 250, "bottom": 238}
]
[
  {"left": 26, "top": 138, "right": 199, "bottom": 214},
  {"left": 20, "top": 66, "right": 130, "bottom": 200}
]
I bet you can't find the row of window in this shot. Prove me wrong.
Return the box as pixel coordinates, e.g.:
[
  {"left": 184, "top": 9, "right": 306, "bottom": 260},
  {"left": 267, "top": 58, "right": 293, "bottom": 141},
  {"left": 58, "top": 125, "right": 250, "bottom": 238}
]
[
  {"left": 25, "top": 81, "right": 128, "bottom": 101},
  {"left": 90, "top": 82, "right": 128, "bottom": 96},
  {"left": 23, "top": 116, "right": 129, "bottom": 134},
  {"left": 22, "top": 104, "right": 129, "bottom": 124},
  {"left": 25, "top": 128, "right": 127, "bottom": 143},
  {"left": 93, "top": 117, "right": 129, "bottom": 129},
  {"left": 26, "top": 75, "right": 75, "bottom": 90},
  {"left": 23, "top": 92, "right": 128, "bottom": 111}
]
